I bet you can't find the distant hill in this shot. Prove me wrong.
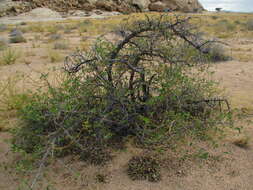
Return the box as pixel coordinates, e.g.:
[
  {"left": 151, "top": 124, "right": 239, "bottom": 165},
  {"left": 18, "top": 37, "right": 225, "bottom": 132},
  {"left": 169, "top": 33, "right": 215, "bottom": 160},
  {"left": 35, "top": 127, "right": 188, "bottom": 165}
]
[{"left": 0, "top": 0, "right": 204, "bottom": 17}]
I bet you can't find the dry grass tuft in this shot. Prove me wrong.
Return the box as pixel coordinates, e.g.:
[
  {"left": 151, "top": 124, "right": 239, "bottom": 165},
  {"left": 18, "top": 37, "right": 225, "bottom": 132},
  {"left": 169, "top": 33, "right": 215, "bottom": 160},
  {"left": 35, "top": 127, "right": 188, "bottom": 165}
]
[{"left": 0, "top": 48, "right": 20, "bottom": 65}]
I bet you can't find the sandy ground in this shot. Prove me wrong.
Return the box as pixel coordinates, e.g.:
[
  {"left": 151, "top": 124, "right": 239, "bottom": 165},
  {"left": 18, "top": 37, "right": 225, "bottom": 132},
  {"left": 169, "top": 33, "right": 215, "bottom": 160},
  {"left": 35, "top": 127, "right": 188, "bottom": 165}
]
[
  {"left": 0, "top": 10, "right": 121, "bottom": 25},
  {"left": 0, "top": 13, "right": 253, "bottom": 190}
]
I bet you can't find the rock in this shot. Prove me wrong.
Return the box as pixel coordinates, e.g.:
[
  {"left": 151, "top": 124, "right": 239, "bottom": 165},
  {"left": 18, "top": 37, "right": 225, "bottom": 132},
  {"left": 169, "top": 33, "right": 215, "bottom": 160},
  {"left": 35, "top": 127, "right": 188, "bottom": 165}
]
[
  {"left": 23, "top": 8, "right": 62, "bottom": 18},
  {"left": 160, "top": 0, "right": 204, "bottom": 12},
  {"left": 93, "top": 9, "right": 104, "bottom": 15},
  {"left": 69, "top": 10, "right": 91, "bottom": 17},
  {"left": 95, "top": 1, "right": 115, "bottom": 11},
  {"left": 148, "top": 1, "right": 167, "bottom": 12},
  {"left": 0, "top": 0, "right": 204, "bottom": 17},
  {"left": 0, "top": 0, "right": 32, "bottom": 16},
  {"left": 132, "top": 0, "right": 150, "bottom": 11}
]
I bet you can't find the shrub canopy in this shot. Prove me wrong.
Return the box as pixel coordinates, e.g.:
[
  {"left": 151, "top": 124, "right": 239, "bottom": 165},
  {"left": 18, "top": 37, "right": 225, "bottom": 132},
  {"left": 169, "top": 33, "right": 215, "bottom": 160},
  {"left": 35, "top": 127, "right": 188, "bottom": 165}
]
[{"left": 13, "top": 15, "right": 231, "bottom": 165}]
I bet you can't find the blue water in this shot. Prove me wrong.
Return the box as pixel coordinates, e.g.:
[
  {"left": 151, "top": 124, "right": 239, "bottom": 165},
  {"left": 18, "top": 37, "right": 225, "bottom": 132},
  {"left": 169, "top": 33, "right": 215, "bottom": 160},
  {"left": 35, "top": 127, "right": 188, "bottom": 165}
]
[{"left": 199, "top": 0, "right": 253, "bottom": 13}]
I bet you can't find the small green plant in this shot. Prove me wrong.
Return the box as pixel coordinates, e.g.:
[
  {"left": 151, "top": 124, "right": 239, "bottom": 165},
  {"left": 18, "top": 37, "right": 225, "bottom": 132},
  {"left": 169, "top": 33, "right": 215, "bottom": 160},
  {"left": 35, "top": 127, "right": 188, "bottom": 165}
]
[
  {"left": 0, "top": 48, "right": 20, "bottom": 65},
  {"left": 127, "top": 156, "right": 161, "bottom": 182},
  {"left": 195, "top": 149, "right": 210, "bottom": 160}
]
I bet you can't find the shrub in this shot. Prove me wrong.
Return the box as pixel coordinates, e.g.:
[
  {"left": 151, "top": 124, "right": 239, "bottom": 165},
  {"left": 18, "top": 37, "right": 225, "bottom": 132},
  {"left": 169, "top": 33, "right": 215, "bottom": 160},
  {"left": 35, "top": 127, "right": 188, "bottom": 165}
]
[
  {"left": 214, "top": 19, "right": 236, "bottom": 32},
  {"left": 9, "top": 35, "right": 27, "bottom": 43},
  {"left": 46, "top": 25, "right": 62, "bottom": 34},
  {"left": 0, "top": 48, "right": 20, "bottom": 65},
  {"left": 0, "top": 24, "right": 8, "bottom": 32},
  {"left": 211, "top": 16, "right": 219, "bottom": 20},
  {"left": 53, "top": 41, "right": 69, "bottom": 50},
  {"left": 77, "top": 20, "right": 92, "bottom": 34},
  {"left": 64, "top": 24, "right": 78, "bottom": 34},
  {"left": 127, "top": 156, "right": 161, "bottom": 182},
  {"left": 28, "top": 24, "right": 45, "bottom": 33},
  {"left": 246, "top": 19, "right": 253, "bottom": 31},
  {"left": 203, "top": 43, "right": 231, "bottom": 62},
  {"left": 48, "top": 34, "right": 62, "bottom": 42},
  {"left": 9, "top": 29, "right": 27, "bottom": 43},
  {"left": 47, "top": 49, "right": 63, "bottom": 63},
  {"left": 234, "top": 20, "right": 241, "bottom": 25},
  {"left": 0, "top": 38, "right": 8, "bottom": 51},
  {"left": 13, "top": 15, "right": 232, "bottom": 168}
]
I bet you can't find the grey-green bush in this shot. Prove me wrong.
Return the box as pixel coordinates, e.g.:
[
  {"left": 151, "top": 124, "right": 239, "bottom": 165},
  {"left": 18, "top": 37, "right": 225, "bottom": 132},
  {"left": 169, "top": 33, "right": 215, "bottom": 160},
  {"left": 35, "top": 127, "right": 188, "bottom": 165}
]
[{"left": 9, "top": 29, "right": 27, "bottom": 43}]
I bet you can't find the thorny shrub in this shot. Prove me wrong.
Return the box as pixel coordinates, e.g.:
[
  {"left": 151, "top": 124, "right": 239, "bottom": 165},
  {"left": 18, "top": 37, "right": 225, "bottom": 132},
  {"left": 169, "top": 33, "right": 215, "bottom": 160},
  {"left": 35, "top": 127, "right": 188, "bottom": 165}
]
[{"left": 13, "top": 15, "right": 232, "bottom": 168}]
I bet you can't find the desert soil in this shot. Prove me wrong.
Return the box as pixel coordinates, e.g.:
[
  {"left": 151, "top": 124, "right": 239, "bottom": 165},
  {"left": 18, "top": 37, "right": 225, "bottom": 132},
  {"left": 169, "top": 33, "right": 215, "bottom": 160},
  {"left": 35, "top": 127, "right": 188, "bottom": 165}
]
[{"left": 0, "top": 12, "right": 253, "bottom": 190}]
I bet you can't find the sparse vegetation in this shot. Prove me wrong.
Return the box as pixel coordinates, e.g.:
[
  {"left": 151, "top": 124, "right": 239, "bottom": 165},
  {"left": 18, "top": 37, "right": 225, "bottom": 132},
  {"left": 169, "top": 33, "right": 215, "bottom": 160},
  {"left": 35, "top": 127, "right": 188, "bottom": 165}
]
[
  {"left": 0, "top": 75, "right": 29, "bottom": 131},
  {"left": 53, "top": 41, "right": 69, "bottom": 50},
  {"left": 0, "top": 38, "right": 8, "bottom": 51},
  {"left": 95, "top": 173, "right": 108, "bottom": 183},
  {"left": 127, "top": 156, "right": 161, "bottom": 182},
  {"left": 0, "top": 24, "right": 8, "bottom": 32},
  {"left": 28, "top": 24, "right": 45, "bottom": 33},
  {"left": 77, "top": 20, "right": 92, "bottom": 34},
  {"left": 233, "top": 136, "right": 250, "bottom": 149},
  {"left": 215, "top": 19, "right": 236, "bottom": 31},
  {"left": 0, "top": 48, "right": 20, "bottom": 65},
  {"left": 246, "top": 19, "right": 253, "bottom": 31},
  {"left": 211, "top": 16, "right": 219, "bottom": 20},
  {"left": 47, "top": 49, "right": 63, "bottom": 63},
  {"left": 48, "top": 33, "right": 62, "bottom": 42}
]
